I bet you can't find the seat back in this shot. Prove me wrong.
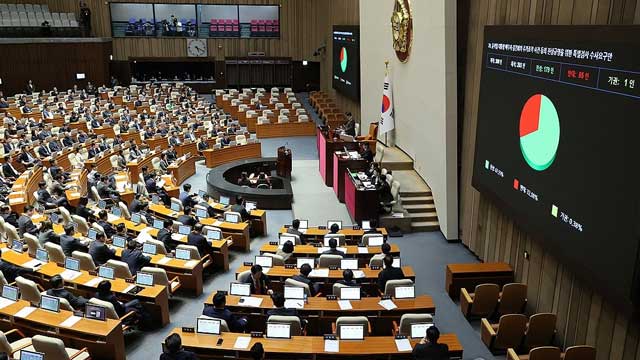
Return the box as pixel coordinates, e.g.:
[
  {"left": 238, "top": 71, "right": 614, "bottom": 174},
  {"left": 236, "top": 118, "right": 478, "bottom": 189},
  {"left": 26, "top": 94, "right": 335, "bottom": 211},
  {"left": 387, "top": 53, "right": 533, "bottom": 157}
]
[
  {"left": 24, "top": 233, "right": 41, "bottom": 256},
  {"left": 118, "top": 201, "right": 131, "bottom": 219},
  {"left": 528, "top": 346, "right": 562, "bottom": 360},
  {"left": 284, "top": 278, "right": 311, "bottom": 297},
  {"left": 0, "top": 331, "right": 14, "bottom": 354},
  {"left": 318, "top": 254, "right": 342, "bottom": 268},
  {"left": 91, "top": 186, "right": 101, "bottom": 202},
  {"left": 323, "top": 233, "right": 345, "bottom": 246},
  {"left": 176, "top": 244, "right": 201, "bottom": 260},
  {"left": 72, "top": 250, "right": 97, "bottom": 271},
  {"left": 267, "top": 315, "right": 302, "bottom": 336},
  {"left": 140, "top": 266, "right": 170, "bottom": 296},
  {"left": 170, "top": 197, "right": 183, "bottom": 211},
  {"left": 71, "top": 215, "right": 89, "bottom": 235},
  {"left": 336, "top": 316, "right": 370, "bottom": 338},
  {"left": 0, "top": 272, "right": 7, "bottom": 287},
  {"left": 146, "top": 238, "right": 168, "bottom": 255},
  {"left": 361, "top": 234, "right": 383, "bottom": 246},
  {"left": 88, "top": 297, "right": 119, "bottom": 319},
  {"left": 44, "top": 242, "right": 66, "bottom": 264},
  {"left": 494, "top": 314, "right": 528, "bottom": 350},
  {"left": 262, "top": 252, "right": 284, "bottom": 266},
  {"left": 59, "top": 206, "right": 72, "bottom": 224},
  {"left": 385, "top": 279, "right": 414, "bottom": 296},
  {"left": 4, "top": 223, "right": 19, "bottom": 245},
  {"left": 16, "top": 276, "right": 41, "bottom": 305},
  {"left": 105, "top": 259, "right": 133, "bottom": 279},
  {"left": 563, "top": 345, "right": 596, "bottom": 360},
  {"left": 524, "top": 313, "right": 557, "bottom": 350},
  {"left": 332, "top": 283, "right": 347, "bottom": 296},
  {"left": 498, "top": 283, "right": 528, "bottom": 315},
  {"left": 32, "top": 335, "right": 71, "bottom": 360},
  {"left": 224, "top": 211, "right": 242, "bottom": 223},
  {"left": 237, "top": 270, "right": 251, "bottom": 283},
  {"left": 470, "top": 283, "right": 500, "bottom": 316},
  {"left": 398, "top": 313, "right": 434, "bottom": 336},
  {"left": 369, "top": 253, "right": 385, "bottom": 268}
]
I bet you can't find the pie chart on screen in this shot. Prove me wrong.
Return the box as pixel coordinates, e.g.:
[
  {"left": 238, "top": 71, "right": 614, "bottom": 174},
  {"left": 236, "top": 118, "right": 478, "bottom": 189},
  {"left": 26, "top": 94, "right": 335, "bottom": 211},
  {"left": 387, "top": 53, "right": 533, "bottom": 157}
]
[
  {"left": 519, "top": 94, "right": 560, "bottom": 171},
  {"left": 340, "top": 47, "right": 348, "bottom": 72}
]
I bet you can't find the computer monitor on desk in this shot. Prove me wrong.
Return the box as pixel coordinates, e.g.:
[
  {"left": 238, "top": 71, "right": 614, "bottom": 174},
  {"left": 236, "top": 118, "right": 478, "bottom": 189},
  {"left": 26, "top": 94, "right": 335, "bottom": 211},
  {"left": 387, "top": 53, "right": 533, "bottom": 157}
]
[
  {"left": 340, "top": 324, "right": 365, "bottom": 340},
  {"left": 197, "top": 317, "right": 221, "bottom": 335}
]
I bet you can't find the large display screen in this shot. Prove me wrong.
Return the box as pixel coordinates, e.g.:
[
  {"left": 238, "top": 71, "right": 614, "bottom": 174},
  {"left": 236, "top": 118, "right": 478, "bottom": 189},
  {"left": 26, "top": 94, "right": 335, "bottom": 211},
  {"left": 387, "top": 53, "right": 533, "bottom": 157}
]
[
  {"left": 473, "top": 26, "right": 640, "bottom": 310},
  {"left": 332, "top": 25, "right": 360, "bottom": 100}
]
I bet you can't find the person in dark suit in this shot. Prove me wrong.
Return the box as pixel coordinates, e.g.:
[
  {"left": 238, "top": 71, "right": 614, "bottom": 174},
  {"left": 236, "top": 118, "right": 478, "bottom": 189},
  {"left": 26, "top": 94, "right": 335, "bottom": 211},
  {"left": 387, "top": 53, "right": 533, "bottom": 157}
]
[
  {"left": 160, "top": 333, "right": 198, "bottom": 360},
  {"left": 291, "top": 263, "right": 320, "bottom": 296},
  {"left": 37, "top": 221, "right": 60, "bottom": 247},
  {"left": 177, "top": 207, "right": 196, "bottom": 227},
  {"left": 96, "top": 280, "right": 140, "bottom": 318},
  {"left": 60, "top": 224, "right": 88, "bottom": 257},
  {"left": 36, "top": 181, "right": 57, "bottom": 209},
  {"left": 377, "top": 255, "right": 405, "bottom": 292},
  {"left": 89, "top": 232, "right": 116, "bottom": 266},
  {"left": 322, "top": 238, "right": 345, "bottom": 256},
  {"left": 1, "top": 156, "right": 20, "bottom": 179},
  {"left": 412, "top": 326, "right": 450, "bottom": 360},
  {"left": 157, "top": 219, "right": 176, "bottom": 252},
  {"left": 343, "top": 112, "right": 356, "bottom": 137},
  {"left": 337, "top": 269, "right": 359, "bottom": 287},
  {"left": 241, "top": 264, "right": 272, "bottom": 295},
  {"left": 25, "top": 80, "right": 35, "bottom": 95},
  {"left": 129, "top": 194, "right": 144, "bottom": 213},
  {"left": 75, "top": 197, "right": 95, "bottom": 222},
  {"left": 230, "top": 196, "right": 250, "bottom": 222},
  {"left": 287, "top": 219, "right": 304, "bottom": 240},
  {"left": 18, "top": 146, "right": 37, "bottom": 168},
  {"left": 179, "top": 184, "right": 196, "bottom": 208},
  {"left": 202, "top": 292, "right": 247, "bottom": 332},
  {"left": 46, "top": 275, "right": 88, "bottom": 310},
  {"left": 1, "top": 206, "right": 19, "bottom": 228},
  {"left": 360, "top": 142, "right": 374, "bottom": 163},
  {"left": 18, "top": 206, "right": 39, "bottom": 237},
  {"left": 187, "top": 223, "right": 211, "bottom": 257},
  {"left": 97, "top": 210, "right": 116, "bottom": 238},
  {"left": 0, "top": 259, "right": 34, "bottom": 283},
  {"left": 266, "top": 292, "right": 300, "bottom": 319},
  {"left": 37, "top": 144, "right": 51, "bottom": 158},
  {"left": 122, "top": 240, "right": 151, "bottom": 275}
]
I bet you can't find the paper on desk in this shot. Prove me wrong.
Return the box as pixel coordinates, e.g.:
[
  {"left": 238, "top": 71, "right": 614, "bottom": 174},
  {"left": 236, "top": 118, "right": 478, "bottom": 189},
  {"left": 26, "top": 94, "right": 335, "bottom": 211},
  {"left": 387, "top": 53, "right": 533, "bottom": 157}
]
[
  {"left": 378, "top": 299, "right": 398, "bottom": 310},
  {"left": 357, "top": 247, "right": 368, "bottom": 254},
  {"left": 184, "top": 260, "right": 198, "bottom": 268},
  {"left": 309, "top": 268, "right": 329, "bottom": 277},
  {"left": 14, "top": 306, "right": 36, "bottom": 318},
  {"left": 213, "top": 220, "right": 223, "bottom": 227},
  {"left": 22, "top": 259, "right": 43, "bottom": 269},
  {"left": 336, "top": 247, "right": 347, "bottom": 253},
  {"left": 84, "top": 278, "right": 104, "bottom": 287},
  {"left": 239, "top": 297, "right": 263, "bottom": 308},
  {"left": 324, "top": 339, "right": 339, "bottom": 352},
  {"left": 395, "top": 338, "right": 412, "bottom": 352},
  {"left": 284, "top": 299, "right": 304, "bottom": 309},
  {"left": 352, "top": 270, "right": 365, "bottom": 279},
  {"left": 170, "top": 233, "right": 183, "bottom": 241},
  {"left": 107, "top": 214, "right": 120, "bottom": 222},
  {"left": 123, "top": 284, "right": 135, "bottom": 293},
  {"left": 137, "top": 231, "right": 154, "bottom": 243},
  {"left": 60, "top": 315, "right": 82, "bottom": 328},
  {"left": 60, "top": 269, "right": 81, "bottom": 281},
  {"left": 0, "top": 298, "right": 15, "bottom": 310},
  {"left": 261, "top": 267, "right": 270, "bottom": 274},
  {"left": 337, "top": 300, "right": 352, "bottom": 310},
  {"left": 317, "top": 247, "right": 329, "bottom": 254},
  {"left": 157, "top": 257, "right": 171, "bottom": 265},
  {"left": 233, "top": 336, "right": 251, "bottom": 349}
]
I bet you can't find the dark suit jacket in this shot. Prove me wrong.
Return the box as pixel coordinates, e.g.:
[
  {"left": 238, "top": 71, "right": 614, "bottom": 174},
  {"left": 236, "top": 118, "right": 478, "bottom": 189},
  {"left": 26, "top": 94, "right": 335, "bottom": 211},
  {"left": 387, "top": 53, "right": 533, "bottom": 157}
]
[
  {"left": 412, "top": 342, "right": 450, "bottom": 360},
  {"left": 157, "top": 228, "right": 175, "bottom": 252},
  {"left": 202, "top": 306, "right": 245, "bottom": 332},
  {"left": 1, "top": 163, "right": 19, "bottom": 178},
  {"left": 240, "top": 273, "right": 271, "bottom": 295},
  {"left": 291, "top": 274, "right": 319, "bottom": 296},
  {"left": 76, "top": 205, "right": 94, "bottom": 220},
  {"left": 177, "top": 215, "right": 196, "bottom": 227},
  {"left": 122, "top": 248, "right": 151, "bottom": 275},
  {"left": 322, "top": 248, "right": 345, "bottom": 257},
  {"left": 98, "top": 220, "right": 116, "bottom": 238},
  {"left": 377, "top": 266, "right": 405, "bottom": 291},
  {"left": 89, "top": 241, "right": 116, "bottom": 267},
  {"left": 187, "top": 233, "right": 211, "bottom": 256},
  {"left": 159, "top": 350, "right": 198, "bottom": 360},
  {"left": 60, "top": 234, "right": 87, "bottom": 257},
  {"left": 18, "top": 215, "right": 38, "bottom": 236},
  {"left": 96, "top": 292, "right": 126, "bottom": 317},
  {"left": 46, "top": 288, "right": 88, "bottom": 309}
]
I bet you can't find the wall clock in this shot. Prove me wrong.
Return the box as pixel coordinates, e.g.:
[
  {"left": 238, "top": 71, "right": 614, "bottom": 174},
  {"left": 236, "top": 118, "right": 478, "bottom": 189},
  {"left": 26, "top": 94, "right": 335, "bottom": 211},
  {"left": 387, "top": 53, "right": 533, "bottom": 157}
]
[
  {"left": 391, "top": 0, "right": 413, "bottom": 62},
  {"left": 187, "top": 38, "right": 207, "bottom": 57}
]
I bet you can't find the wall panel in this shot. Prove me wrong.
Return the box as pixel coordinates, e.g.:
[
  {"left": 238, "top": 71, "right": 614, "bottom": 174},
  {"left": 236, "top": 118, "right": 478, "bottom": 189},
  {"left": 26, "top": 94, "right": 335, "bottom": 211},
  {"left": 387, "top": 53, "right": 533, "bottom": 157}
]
[{"left": 460, "top": 0, "right": 640, "bottom": 358}]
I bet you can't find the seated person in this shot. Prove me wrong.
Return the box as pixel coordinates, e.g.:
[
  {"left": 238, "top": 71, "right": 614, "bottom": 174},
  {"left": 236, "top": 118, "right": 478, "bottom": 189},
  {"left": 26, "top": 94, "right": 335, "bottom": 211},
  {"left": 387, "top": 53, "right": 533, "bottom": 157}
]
[
  {"left": 160, "top": 333, "right": 198, "bottom": 360},
  {"left": 46, "top": 275, "right": 88, "bottom": 310},
  {"left": 187, "top": 223, "right": 212, "bottom": 257},
  {"left": 75, "top": 197, "right": 95, "bottom": 222},
  {"left": 38, "top": 220, "right": 60, "bottom": 247},
  {"left": 291, "top": 263, "right": 320, "bottom": 296},
  {"left": 287, "top": 219, "right": 305, "bottom": 242},
  {"left": 229, "top": 196, "right": 250, "bottom": 222},
  {"left": 322, "top": 238, "right": 345, "bottom": 256},
  {"left": 18, "top": 206, "right": 39, "bottom": 237},
  {"left": 96, "top": 210, "right": 116, "bottom": 238},
  {"left": 179, "top": 184, "right": 197, "bottom": 208},
  {"left": 89, "top": 231, "right": 116, "bottom": 267},
  {"left": 359, "top": 142, "right": 374, "bottom": 163},
  {"left": 240, "top": 264, "right": 272, "bottom": 295},
  {"left": 237, "top": 172, "right": 251, "bottom": 187},
  {"left": 177, "top": 207, "right": 197, "bottom": 227},
  {"left": 36, "top": 181, "right": 57, "bottom": 210},
  {"left": 122, "top": 240, "right": 151, "bottom": 275},
  {"left": 267, "top": 292, "right": 301, "bottom": 320},
  {"left": 255, "top": 172, "right": 270, "bottom": 188},
  {"left": 276, "top": 240, "right": 295, "bottom": 264},
  {"left": 60, "top": 223, "right": 88, "bottom": 257},
  {"left": 328, "top": 222, "right": 340, "bottom": 235},
  {"left": 96, "top": 280, "right": 141, "bottom": 323},
  {"left": 202, "top": 292, "right": 248, "bottom": 332},
  {"left": 377, "top": 255, "right": 405, "bottom": 292},
  {"left": 413, "top": 326, "right": 450, "bottom": 360},
  {"left": 337, "top": 269, "right": 359, "bottom": 287}
]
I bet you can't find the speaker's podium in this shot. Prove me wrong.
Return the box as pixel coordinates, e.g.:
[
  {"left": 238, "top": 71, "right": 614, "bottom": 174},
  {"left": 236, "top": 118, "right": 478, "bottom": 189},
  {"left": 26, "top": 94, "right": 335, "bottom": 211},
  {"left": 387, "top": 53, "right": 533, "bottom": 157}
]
[{"left": 277, "top": 146, "right": 292, "bottom": 178}]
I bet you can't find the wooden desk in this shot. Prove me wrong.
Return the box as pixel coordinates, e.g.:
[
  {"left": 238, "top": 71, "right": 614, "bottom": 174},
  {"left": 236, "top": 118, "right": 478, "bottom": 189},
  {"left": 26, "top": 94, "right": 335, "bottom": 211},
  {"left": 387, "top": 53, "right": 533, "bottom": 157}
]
[
  {"left": 203, "top": 142, "right": 262, "bottom": 168},
  {"left": 8, "top": 166, "right": 42, "bottom": 214},
  {"left": 120, "top": 131, "right": 142, "bottom": 145},
  {"left": 1, "top": 249, "right": 171, "bottom": 327},
  {"left": 256, "top": 121, "right": 316, "bottom": 138},
  {"left": 260, "top": 244, "right": 400, "bottom": 261},
  {"left": 85, "top": 147, "right": 123, "bottom": 175},
  {"left": 176, "top": 141, "right": 197, "bottom": 157},
  {"left": 148, "top": 203, "right": 251, "bottom": 252},
  {"left": 146, "top": 137, "right": 169, "bottom": 151},
  {"left": 126, "top": 150, "right": 159, "bottom": 184},
  {"left": 277, "top": 227, "right": 388, "bottom": 243},
  {"left": 68, "top": 121, "right": 88, "bottom": 133},
  {"left": 345, "top": 171, "right": 380, "bottom": 223},
  {"left": 205, "top": 293, "right": 433, "bottom": 335},
  {"left": 93, "top": 126, "right": 116, "bottom": 139},
  {"left": 333, "top": 152, "right": 368, "bottom": 202},
  {"left": 168, "top": 155, "right": 196, "bottom": 185},
  {"left": 166, "top": 329, "right": 463, "bottom": 359},
  {"left": 445, "top": 262, "right": 514, "bottom": 299}
]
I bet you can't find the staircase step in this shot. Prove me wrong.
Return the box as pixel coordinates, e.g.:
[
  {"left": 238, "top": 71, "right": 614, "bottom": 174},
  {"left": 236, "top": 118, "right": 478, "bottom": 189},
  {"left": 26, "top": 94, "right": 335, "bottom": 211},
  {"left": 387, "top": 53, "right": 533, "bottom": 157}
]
[
  {"left": 408, "top": 212, "right": 438, "bottom": 222},
  {"left": 399, "top": 190, "right": 432, "bottom": 197},
  {"left": 411, "top": 221, "right": 440, "bottom": 232},
  {"left": 404, "top": 203, "right": 436, "bottom": 213},
  {"left": 401, "top": 196, "right": 433, "bottom": 205}
]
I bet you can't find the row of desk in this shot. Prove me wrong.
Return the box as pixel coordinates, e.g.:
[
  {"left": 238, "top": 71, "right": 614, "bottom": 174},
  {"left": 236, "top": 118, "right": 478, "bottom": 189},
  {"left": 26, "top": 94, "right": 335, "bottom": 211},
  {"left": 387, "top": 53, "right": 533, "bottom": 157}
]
[{"left": 203, "top": 141, "right": 262, "bottom": 168}]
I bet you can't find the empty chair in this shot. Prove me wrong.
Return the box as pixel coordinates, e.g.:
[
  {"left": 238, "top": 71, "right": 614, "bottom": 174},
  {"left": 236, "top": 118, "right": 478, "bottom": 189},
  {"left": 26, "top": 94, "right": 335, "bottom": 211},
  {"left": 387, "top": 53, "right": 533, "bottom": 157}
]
[
  {"left": 262, "top": 252, "right": 285, "bottom": 266},
  {"left": 145, "top": 239, "right": 168, "bottom": 255},
  {"left": 481, "top": 314, "right": 528, "bottom": 353},
  {"left": 235, "top": 134, "right": 247, "bottom": 145},
  {"left": 298, "top": 114, "right": 309, "bottom": 122},
  {"left": 72, "top": 251, "right": 97, "bottom": 271},
  {"left": 278, "top": 115, "right": 289, "bottom": 123},
  {"left": 58, "top": 207, "right": 72, "bottom": 225},
  {"left": 44, "top": 243, "right": 66, "bottom": 264},
  {"left": 23, "top": 233, "right": 41, "bottom": 256},
  {"left": 498, "top": 283, "right": 528, "bottom": 315},
  {"left": 393, "top": 313, "right": 434, "bottom": 336},
  {"left": 507, "top": 346, "right": 561, "bottom": 360},
  {"left": 4, "top": 223, "right": 19, "bottom": 247},
  {"left": 140, "top": 266, "right": 181, "bottom": 296},
  {"left": 0, "top": 329, "right": 34, "bottom": 358},
  {"left": 384, "top": 279, "right": 414, "bottom": 297},
  {"left": 105, "top": 259, "right": 132, "bottom": 279},
  {"left": 170, "top": 197, "right": 183, "bottom": 211},
  {"left": 267, "top": 315, "right": 303, "bottom": 336},
  {"left": 16, "top": 276, "right": 43, "bottom": 306},
  {"left": 334, "top": 316, "right": 370, "bottom": 338},
  {"left": 87, "top": 298, "right": 137, "bottom": 331},
  {"left": 32, "top": 335, "right": 91, "bottom": 360},
  {"left": 563, "top": 345, "right": 596, "bottom": 360},
  {"left": 523, "top": 313, "right": 557, "bottom": 351},
  {"left": 118, "top": 201, "right": 131, "bottom": 219},
  {"left": 71, "top": 215, "right": 90, "bottom": 235},
  {"left": 460, "top": 283, "right": 500, "bottom": 318},
  {"left": 318, "top": 254, "right": 342, "bottom": 268}
]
